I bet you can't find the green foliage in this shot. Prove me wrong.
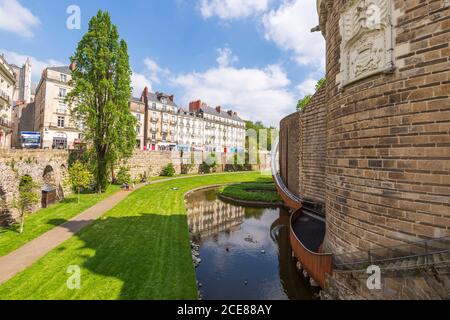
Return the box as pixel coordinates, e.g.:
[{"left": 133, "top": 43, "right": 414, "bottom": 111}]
[
  {"left": 67, "top": 161, "right": 94, "bottom": 202},
  {"left": 296, "top": 95, "right": 312, "bottom": 111},
  {"left": 116, "top": 166, "right": 132, "bottom": 184},
  {"left": 161, "top": 163, "right": 176, "bottom": 177},
  {"left": 12, "top": 175, "right": 39, "bottom": 234},
  {"left": 296, "top": 77, "right": 326, "bottom": 111},
  {"left": 66, "top": 10, "right": 137, "bottom": 193},
  {"left": 202, "top": 153, "right": 218, "bottom": 173},
  {"left": 219, "top": 181, "right": 282, "bottom": 203},
  {"left": 315, "top": 77, "right": 326, "bottom": 91},
  {"left": 245, "top": 120, "right": 277, "bottom": 162}
]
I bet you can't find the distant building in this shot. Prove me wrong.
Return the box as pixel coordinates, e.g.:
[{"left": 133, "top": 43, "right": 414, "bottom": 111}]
[
  {"left": 129, "top": 97, "right": 145, "bottom": 149},
  {"left": 11, "top": 102, "right": 36, "bottom": 148},
  {"left": 34, "top": 66, "right": 82, "bottom": 149},
  {"left": 140, "top": 88, "right": 179, "bottom": 151},
  {"left": 188, "top": 100, "right": 246, "bottom": 153},
  {"left": 10, "top": 58, "right": 32, "bottom": 104},
  {"left": 0, "top": 54, "right": 15, "bottom": 149},
  {"left": 134, "top": 88, "right": 246, "bottom": 152}
]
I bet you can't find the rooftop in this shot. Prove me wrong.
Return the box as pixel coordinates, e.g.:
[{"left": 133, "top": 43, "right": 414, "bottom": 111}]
[{"left": 47, "top": 66, "right": 72, "bottom": 75}]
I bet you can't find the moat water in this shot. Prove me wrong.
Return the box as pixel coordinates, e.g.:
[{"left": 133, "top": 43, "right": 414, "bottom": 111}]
[{"left": 185, "top": 188, "right": 315, "bottom": 300}]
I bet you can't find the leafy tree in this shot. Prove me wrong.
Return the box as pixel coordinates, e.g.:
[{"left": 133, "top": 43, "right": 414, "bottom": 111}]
[
  {"left": 315, "top": 77, "right": 326, "bottom": 91},
  {"left": 296, "top": 78, "right": 326, "bottom": 111},
  {"left": 66, "top": 10, "right": 137, "bottom": 193},
  {"left": 116, "top": 166, "right": 132, "bottom": 184},
  {"left": 161, "top": 163, "right": 176, "bottom": 177},
  {"left": 296, "top": 95, "right": 312, "bottom": 111},
  {"left": 13, "top": 175, "right": 39, "bottom": 234},
  {"left": 67, "top": 161, "right": 93, "bottom": 203}
]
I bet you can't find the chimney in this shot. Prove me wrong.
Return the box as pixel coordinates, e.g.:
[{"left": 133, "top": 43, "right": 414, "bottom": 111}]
[
  {"left": 169, "top": 95, "right": 174, "bottom": 102},
  {"left": 233, "top": 112, "right": 237, "bottom": 116},
  {"left": 189, "top": 100, "right": 202, "bottom": 113},
  {"left": 141, "top": 86, "right": 149, "bottom": 103},
  {"left": 216, "top": 106, "right": 221, "bottom": 113},
  {"left": 227, "top": 110, "right": 233, "bottom": 116}
]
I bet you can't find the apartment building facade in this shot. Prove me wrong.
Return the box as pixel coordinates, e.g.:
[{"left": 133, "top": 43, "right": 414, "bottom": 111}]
[
  {"left": 188, "top": 100, "right": 246, "bottom": 153},
  {"left": 135, "top": 88, "right": 246, "bottom": 152},
  {"left": 0, "top": 54, "right": 15, "bottom": 149},
  {"left": 139, "top": 87, "right": 178, "bottom": 151},
  {"left": 34, "top": 66, "right": 82, "bottom": 149}
]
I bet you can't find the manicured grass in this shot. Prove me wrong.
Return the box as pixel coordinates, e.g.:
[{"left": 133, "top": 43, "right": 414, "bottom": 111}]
[
  {"left": 219, "top": 179, "right": 282, "bottom": 203},
  {"left": 0, "top": 172, "right": 262, "bottom": 300},
  {"left": 0, "top": 185, "right": 121, "bottom": 258}
]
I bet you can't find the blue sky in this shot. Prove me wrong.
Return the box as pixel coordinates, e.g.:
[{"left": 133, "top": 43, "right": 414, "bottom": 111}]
[{"left": 0, "top": 0, "right": 325, "bottom": 126}]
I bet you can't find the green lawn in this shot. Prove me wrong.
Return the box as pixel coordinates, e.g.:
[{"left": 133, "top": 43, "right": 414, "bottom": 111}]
[
  {"left": 219, "top": 180, "right": 282, "bottom": 203},
  {"left": 0, "top": 172, "right": 262, "bottom": 300},
  {"left": 0, "top": 185, "right": 120, "bottom": 257}
]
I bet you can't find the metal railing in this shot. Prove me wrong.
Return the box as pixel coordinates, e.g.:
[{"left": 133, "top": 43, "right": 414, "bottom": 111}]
[
  {"left": 333, "top": 236, "right": 450, "bottom": 271},
  {"left": 0, "top": 116, "right": 12, "bottom": 128},
  {"left": 271, "top": 137, "right": 303, "bottom": 206}
]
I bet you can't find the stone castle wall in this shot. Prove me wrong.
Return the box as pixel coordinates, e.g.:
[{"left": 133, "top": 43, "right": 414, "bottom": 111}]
[
  {"left": 279, "top": 85, "right": 328, "bottom": 211},
  {"left": 0, "top": 150, "right": 69, "bottom": 224},
  {"left": 300, "top": 86, "right": 327, "bottom": 207},
  {"left": 280, "top": 113, "right": 301, "bottom": 197},
  {"left": 0, "top": 149, "right": 269, "bottom": 224},
  {"left": 320, "top": 0, "right": 450, "bottom": 254}
]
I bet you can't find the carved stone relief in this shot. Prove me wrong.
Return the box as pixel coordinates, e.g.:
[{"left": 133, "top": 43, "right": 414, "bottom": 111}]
[{"left": 339, "top": 0, "right": 394, "bottom": 87}]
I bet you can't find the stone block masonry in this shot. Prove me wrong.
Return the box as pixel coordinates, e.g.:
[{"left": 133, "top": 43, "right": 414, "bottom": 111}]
[
  {"left": 279, "top": 85, "right": 327, "bottom": 214},
  {"left": 0, "top": 149, "right": 270, "bottom": 224},
  {"left": 320, "top": 0, "right": 450, "bottom": 254}
]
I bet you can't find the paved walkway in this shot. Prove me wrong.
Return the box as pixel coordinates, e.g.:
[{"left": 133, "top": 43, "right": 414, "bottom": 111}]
[{"left": 0, "top": 173, "right": 249, "bottom": 285}]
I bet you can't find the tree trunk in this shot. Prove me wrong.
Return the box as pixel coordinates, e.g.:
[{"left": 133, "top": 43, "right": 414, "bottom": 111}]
[
  {"left": 96, "top": 149, "right": 108, "bottom": 193},
  {"left": 19, "top": 213, "right": 25, "bottom": 234},
  {"left": 78, "top": 188, "right": 80, "bottom": 203}
]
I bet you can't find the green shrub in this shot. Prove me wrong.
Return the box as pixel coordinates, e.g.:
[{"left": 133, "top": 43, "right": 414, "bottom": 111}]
[
  {"left": 161, "top": 163, "right": 176, "bottom": 177},
  {"left": 116, "top": 167, "right": 132, "bottom": 184}
]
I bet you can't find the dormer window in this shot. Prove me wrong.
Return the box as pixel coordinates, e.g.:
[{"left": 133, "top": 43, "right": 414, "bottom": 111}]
[{"left": 61, "top": 74, "right": 67, "bottom": 82}]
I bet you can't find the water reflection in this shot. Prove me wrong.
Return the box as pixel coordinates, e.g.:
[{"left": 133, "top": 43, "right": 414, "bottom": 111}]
[{"left": 185, "top": 188, "right": 315, "bottom": 300}]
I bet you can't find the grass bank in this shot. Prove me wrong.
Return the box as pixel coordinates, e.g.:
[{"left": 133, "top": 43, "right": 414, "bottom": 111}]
[
  {"left": 218, "top": 180, "right": 282, "bottom": 204},
  {"left": 0, "top": 185, "right": 120, "bottom": 257},
  {"left": 0, "top": 172, "right": 262, "bottom": 300}
]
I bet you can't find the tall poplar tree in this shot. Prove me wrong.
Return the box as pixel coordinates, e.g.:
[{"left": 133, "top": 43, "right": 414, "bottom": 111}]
[{"left": 67, "top": 11, "right": 136, "bottom": 192}]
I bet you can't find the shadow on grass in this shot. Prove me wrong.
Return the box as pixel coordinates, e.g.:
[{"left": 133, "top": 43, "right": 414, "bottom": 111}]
[{"left": 56, "top": 214, "right": 197, "bottom": 300}]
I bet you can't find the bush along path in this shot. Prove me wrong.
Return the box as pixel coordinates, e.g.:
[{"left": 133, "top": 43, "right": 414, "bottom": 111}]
[{"left": 0, "top": 172, "right": 262, "bottom": 300}]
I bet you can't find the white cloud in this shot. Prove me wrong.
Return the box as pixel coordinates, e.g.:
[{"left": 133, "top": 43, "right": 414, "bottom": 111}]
[
  {"left": 216, "top": 47, "right": 238, "bottom": 67},
  {"left": 200, "top": 0, "right": 269, "bottom": 20},
  {"left": 143, "top": 58, "right": 170, "bottom": 85},
  {"left": 0, "top": 49, "right": 63, "bottom": 81},
  {"left": 131, "top": 72, "right": 152, "bottom": 98},
  {"left": 262, "top": 0, "right": 325, "bottom": 69},
  {"left": 172, "top": 51, "right": 295, "bottom": 126},
  {"left": 296, "top": 77, "right": 317, "bottom": 97},
  {"left": 0, "top": 0, "right": 40, "bottom": 37}
]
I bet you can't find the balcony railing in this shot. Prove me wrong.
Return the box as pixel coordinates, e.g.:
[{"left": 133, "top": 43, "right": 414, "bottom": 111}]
[
  {"left": 0, "top": 89, "right": 10, "bottom": 102},
  {"left": 0, "top": 117, "right": 12, "bottom": 128}
]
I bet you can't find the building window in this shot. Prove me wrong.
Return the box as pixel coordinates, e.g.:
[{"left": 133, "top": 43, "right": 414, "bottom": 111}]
[
  {"left": 59, "top": 88, "right": 67, "bottom": 98},
  {"left": 57, "top": 103, "right": 66, "bottom": 114},
  {"left": 151, "top": 133, "right": 156, "bottom": 140},
  {"left": 136, "top": 113, "right": 141, "bottom": 121},
  {"left": 136, "top": 126, "right": 140, "bottom": 134},
  {"left": 57, "top": 116, "right": 65, "bottom": 128},
  {"left": 61, "top": 74, "right": 67, "bottom": 82},
  {"left": 152, "top": 103, "right": 156, "bottom": 109}
]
